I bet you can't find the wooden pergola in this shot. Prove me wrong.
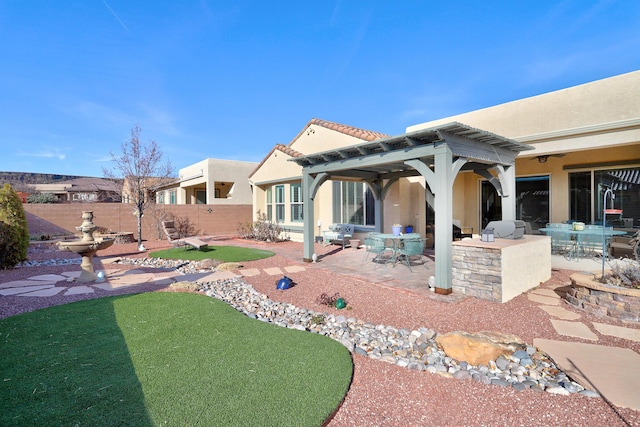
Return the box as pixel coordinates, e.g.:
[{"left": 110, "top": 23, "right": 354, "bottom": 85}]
[{"left": 290, "top": 122, "right": 533, "bottom": 294}]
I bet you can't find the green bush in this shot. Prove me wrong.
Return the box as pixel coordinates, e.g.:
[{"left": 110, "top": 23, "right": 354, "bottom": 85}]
[
  {"left": 27, "top": 193, "right": 56, "bottom": 203},
  {"left": 0, "top": 184, "right": 29, "bottom": 269}
]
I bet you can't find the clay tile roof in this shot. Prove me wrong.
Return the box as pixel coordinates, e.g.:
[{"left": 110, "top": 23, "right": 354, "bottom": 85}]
[
  {"left": 286, "top": 118, "right": 390, "bottom": 147},
  {"left": 249, "top": 118, "right": 388, "bottom": 179},
  {"left": 275, "top": 144, "right": 304, "bottom": 158}
]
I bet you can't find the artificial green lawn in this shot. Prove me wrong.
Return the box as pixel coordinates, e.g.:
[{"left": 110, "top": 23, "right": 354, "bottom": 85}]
[
  {"left": 0, "top": 293, "right": 353, "bottom": 426},
  {"left": 149, "top": 245, "right": 275, "bottom": 262}
]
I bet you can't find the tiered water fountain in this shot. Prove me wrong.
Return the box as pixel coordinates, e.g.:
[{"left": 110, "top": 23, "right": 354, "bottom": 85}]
[{"left": 56, "top": 211, "right": 114, "bottom": 283}]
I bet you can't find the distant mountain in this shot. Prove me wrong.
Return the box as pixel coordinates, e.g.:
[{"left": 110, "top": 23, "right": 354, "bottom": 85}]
[{"left": 0, "top": 171, "right": 96, "bottom": 186}]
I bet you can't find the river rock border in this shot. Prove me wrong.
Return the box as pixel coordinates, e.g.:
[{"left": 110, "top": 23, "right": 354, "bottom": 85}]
[
  {"left": 198, "top": 277, "right": 597, "bottom": 397},
  {"left": 567, "top": 272, "right": 640, "bottom": 323}
]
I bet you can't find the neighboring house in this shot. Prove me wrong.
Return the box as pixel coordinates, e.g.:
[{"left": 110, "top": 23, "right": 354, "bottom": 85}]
[
  {"left": 407, "top": 69, "right": 640, "bottom": 234},
  {"left": 249, "top": 118, "right": 390, "bottom": 241},
  {"left": 32, "top": 178, "right": 121, "bottom": 202},
  {"left": 154, "top": 158, "right": 257, "bottom": 205}
]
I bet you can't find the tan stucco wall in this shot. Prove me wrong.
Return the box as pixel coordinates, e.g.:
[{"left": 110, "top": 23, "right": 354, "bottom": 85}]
[
  {"left": 407, "top": 70, "right": 640, "bottom": 155},
  {"left": 250, "top": 122, "right": 389, "bottom": 235},
  {"left": 409, "top": 71, "right": 640, "bottom": 232},
  {"left": 177, "top": 158, "right": 256, "bottom": 205}
]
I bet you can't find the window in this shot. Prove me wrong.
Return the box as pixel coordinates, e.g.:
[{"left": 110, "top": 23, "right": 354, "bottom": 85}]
[
  {"left": 290, "top": 184, "right": 303, "bottom": 222},
  {"left": 196, "top": 190, "right": 206, "bottom": 204},
  {"left": 72, "top": 193, "right": 96, "bottom": 202},
  {"left": 481, "top": 175, "right": 549, "bottom": 231},
  {"left": 570, "top": 167, "right": 639, "bottom": 226},
  {"left": 169, "top": 190, "right": 176, "bottom": 205},
  {"left": 569, "top": 172, "right": 591, "bottom": 223},
  {"left": 266, "top": 187, "right": 273, "bottom": 221},
  {"left": 157, "top": 192, "right": 165, "bottom": 204},
  {"left": 332, "top": 181, "right": 374, "bottom": 225},
  {"left": 275, "top": 185, "right": 285, "bottom": 222}
]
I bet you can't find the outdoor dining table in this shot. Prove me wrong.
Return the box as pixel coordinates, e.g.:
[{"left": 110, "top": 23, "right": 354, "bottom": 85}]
[
  {"left": 539, "top": 227, "right": 627, "bottom": 260},
  {"left": 372, "top": 233, "right": 421, "bottom": 266}
]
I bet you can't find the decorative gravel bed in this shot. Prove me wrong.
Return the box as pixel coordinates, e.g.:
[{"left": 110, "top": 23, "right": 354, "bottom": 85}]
[
  {"left": 2, "top": 240, "right": 639, "bottom": 426},
  {"left": 198, "top": 277, "right": 590, "bottom": 396}
]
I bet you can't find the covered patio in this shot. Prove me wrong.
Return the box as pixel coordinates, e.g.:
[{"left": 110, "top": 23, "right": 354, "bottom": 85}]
[{"left": 291, "top": 122, "right": 533, "bottom": 294}]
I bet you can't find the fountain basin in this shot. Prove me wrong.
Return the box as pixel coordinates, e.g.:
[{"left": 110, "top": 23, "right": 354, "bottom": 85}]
[
  {"left": 57, "top": 238, "right": 114, "bottom": 283},
  {"left": 56, "top": 211, "right": 115, "bottom": 283}
]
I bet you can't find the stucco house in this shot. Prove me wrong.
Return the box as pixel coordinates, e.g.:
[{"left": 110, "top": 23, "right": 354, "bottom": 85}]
[
  {"left": 154, "top": 158, "right": 257, "bottom": 205},
  {"left": 408, "top": 69, "right": 640, "bottom": 235},
  {"left": 251, "top": 71, "right": 639, "bottom": 240},
  {"left": 249, "top": 71, "right": 639, "bottom": 295},
  {"left": 33, "top": 177, "right": 121, "bottom": 203},
  {"left": 248, "top": 118, "right": 390, "bottom": 240}
]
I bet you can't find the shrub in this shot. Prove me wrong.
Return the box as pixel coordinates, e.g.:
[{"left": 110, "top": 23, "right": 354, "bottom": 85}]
[
  {"left": 603, "top": 261, "right": 640, "bottom": 289},
  {"left": 238, "top": 211, "right": 288, "bottom": 242},
  {"left": 316, "top": 292, "right": 348, "bottom": 308},
  {"left": 27, "top": 193, "right": 57, "bottom": 203},
  {"left": 173, "top": 215, "right": 198, "bottom": 238},
  {"left": 0, "top": 184, "right": 29, "bottom": 269}
]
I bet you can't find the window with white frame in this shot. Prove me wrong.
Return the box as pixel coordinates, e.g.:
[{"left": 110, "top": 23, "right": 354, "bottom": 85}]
[
  {"left": 275, "top": 185, "right": 285, "bottom": 223},
  {"left": 169, "top": 190, "right": 176, "bottom": 204},
  {"left": 290, "top": 183, "right": 303, "bottom": 222},
  {"left": 157, "top": 192, "right": 165, "bottom": 204},
  {"left": 266, "top": 187, "right": 273, "bottom": 221},
  {"left": 332, "top": 181, "right": 374, "bottom": 225}
]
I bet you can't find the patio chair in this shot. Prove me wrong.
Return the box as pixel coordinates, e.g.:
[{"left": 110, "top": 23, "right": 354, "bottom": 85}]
[
  {"left": 580, "top": 229, "right": 610, "bottom": 257},
  {"left": 396, "top": 238, "right": 427, "bottom": 272},
  {"left": 362, "top": 235, "right": 391, "bottom": 266},
  {"left": 546, "top": 229, "right": 573, "bottom": 254},
  {"left": 161, "top": 220, "right": 208, "bottom": 250},
  {"left": 609, "top": 231, "right": 640, "bottom": 260},
  {"left": 322, "top": 224, "right": 354, "bottom": 250}
]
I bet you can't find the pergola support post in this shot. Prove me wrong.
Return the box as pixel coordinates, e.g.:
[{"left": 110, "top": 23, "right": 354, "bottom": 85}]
[
  {"left": 433, "top": 146, "right": 454, "bottom": 294},
  {"left": 302, "top": 171, "right": 315, "bottom": 262},
  {"left": 498, "top": 165, "right": 516, "bottom": 220}
]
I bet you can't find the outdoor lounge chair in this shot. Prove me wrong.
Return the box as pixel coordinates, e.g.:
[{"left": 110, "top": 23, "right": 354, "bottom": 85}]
[{"left": 161, "top": 220, "right": 208, "bottom": 250}]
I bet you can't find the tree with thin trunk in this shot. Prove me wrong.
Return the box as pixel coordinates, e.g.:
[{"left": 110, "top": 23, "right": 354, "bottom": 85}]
[{"left": 103, "top": 124, "right": 174, "bottom": 250}]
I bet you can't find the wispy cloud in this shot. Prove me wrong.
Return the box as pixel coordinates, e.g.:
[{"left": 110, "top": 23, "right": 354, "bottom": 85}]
[
  {"left": 101, "top": 0, "right": 129, "bottom": 32},
  {"left": 137, "top": 103, "right": 182, "bottom": 137},
  {"left": 71, "top": 100, "right": 134, "bottom": 126},
  {"left": 17, "top": 148, "right": 67, "bottom": 161}
]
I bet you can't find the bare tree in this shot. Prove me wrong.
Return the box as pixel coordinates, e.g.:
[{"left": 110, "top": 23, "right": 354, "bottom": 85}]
[{"left": 103, "top": 124, "right": 174, "bottom": 250}]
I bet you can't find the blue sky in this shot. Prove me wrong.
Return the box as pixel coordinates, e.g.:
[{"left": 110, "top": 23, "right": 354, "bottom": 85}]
[{"left": 1, "top": 1, "right": 639, "bottom": 177}]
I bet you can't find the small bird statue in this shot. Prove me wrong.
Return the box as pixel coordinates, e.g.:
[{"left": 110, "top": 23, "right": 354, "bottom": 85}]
[{"left": 312, "top": 253, "right": 318, "bottom": 263}]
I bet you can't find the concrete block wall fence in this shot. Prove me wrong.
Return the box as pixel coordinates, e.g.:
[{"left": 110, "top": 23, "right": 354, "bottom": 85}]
[{"left": 24, "top": 203, "right": 253, "bottom": 241}]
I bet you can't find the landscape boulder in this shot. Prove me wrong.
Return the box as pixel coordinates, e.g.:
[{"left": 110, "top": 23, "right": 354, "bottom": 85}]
[{"left": 435, "top": 331, "right": 525, "bottom": 366}]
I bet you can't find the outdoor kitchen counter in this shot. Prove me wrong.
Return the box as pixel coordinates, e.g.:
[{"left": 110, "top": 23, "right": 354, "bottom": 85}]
[{"left": 452, "top": 235, "right": 551, "bottom": 303}]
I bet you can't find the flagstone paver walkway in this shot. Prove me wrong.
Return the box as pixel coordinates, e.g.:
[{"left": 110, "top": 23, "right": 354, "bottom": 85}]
[{"left": 1, "top": 265, "right": 306, "bottom": 298}]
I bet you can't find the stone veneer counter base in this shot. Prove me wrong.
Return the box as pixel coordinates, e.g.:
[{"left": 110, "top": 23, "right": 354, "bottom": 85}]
[{"left": 452, "top": 235, "right": 551, "bottom": 303}]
